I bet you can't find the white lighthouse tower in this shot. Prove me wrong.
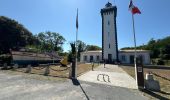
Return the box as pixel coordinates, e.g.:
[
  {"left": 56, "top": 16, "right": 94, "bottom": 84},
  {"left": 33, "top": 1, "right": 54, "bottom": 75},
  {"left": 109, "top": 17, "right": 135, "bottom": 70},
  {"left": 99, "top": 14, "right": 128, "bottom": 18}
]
[{"left": 101, "top": 2, "right": 118, "bottom": 63}]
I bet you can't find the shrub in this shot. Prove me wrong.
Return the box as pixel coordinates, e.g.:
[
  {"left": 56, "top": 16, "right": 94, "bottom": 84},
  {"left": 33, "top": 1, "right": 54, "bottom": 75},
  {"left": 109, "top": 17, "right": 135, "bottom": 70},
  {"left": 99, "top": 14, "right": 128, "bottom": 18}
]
[
  {"left": 156, "top": 59, "right": 165, "bottom": 65},
  {"left": 0, "top": 54, "right": 12, "bottom": 65},
  {"left": 163, "top": 54, "right": 170, "bottom": 60}
]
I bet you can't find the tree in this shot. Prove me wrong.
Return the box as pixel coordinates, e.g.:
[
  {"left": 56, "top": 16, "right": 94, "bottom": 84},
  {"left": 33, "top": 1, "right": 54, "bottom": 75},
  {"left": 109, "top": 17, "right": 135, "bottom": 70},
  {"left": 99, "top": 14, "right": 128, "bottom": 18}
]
[
  {"left": 68, "top": 42, "right": 76, "bottom": 62},
  {"left": 77, "top": 40, "right": 86, "bottom": 61},
  {"left": 36, "top": 31, "right": 66, "bottom": 52},
  {"left": 86, "top": 45, "right": 102, "bottom": 51},
  {"left": 120, "top": 36, "right": 170, "bottom": 60},
  {"left": 0, "top": 16, "right": 34, "bottom": 53}
]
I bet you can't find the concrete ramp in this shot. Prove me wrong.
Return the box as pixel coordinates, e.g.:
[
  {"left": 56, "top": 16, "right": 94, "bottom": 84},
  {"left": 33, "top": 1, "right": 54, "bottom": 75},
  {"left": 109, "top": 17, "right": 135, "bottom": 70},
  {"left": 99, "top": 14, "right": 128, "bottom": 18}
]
[{"left": 78, "top": 64, "right": 137, "bottom": 89}]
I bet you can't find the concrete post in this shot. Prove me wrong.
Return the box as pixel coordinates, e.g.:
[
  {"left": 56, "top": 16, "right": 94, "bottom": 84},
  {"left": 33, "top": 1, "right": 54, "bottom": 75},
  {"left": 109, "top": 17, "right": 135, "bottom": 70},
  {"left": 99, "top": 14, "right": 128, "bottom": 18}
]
[
  {"left": 69, "top": 63, "right": 72, "bottom": 78},
  {"left": 13, "top": 64, "right": 19, "bottom": 70},
  {"left": 44, "top": 66, "right": 50, "bottom": 76},
  {"left": 3, "top": 63, "right": 8, "bottom": 69},
  {"left": 145, "top": 73, "right": 160, "bottom": 91},
  {"left": 25, "top": 65, "right": 31, "bottom": 73},
  {"left": 92, "top": 62, "right": 94, "bottom": 71},
  {"left": 71, "top": 58, "right": 76, "bottom": 79}
]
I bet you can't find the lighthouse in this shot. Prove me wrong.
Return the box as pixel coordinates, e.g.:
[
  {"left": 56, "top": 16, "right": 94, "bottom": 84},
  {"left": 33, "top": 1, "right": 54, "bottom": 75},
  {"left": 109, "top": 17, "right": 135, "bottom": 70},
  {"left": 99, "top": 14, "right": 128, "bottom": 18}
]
[{"left": 101, "top": 2, "right": 118, "bottom": 63}]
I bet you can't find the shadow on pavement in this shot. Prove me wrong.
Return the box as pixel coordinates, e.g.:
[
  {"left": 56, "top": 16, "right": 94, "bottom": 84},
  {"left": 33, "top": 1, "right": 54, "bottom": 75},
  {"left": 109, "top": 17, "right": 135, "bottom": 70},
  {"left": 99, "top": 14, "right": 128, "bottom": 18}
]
[
  {"left": 141, "top": 89, "right": 169, "bottom": 100},
  {"left": 71, "top": 79, "right": 90, "bottom": 100},
  {"left": 159, "top": 91, "right": 170, "bottom": 95}
]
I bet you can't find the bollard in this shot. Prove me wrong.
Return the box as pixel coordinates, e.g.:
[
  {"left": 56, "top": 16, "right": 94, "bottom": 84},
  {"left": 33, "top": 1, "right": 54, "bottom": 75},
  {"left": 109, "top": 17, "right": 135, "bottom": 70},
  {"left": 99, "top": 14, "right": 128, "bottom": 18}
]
[
  {"left": 92, "top": 62, "right": 94, "bottom": 71},
  {"left": 25, "top": 65, "right": 31, "bottom": 73},
  {"left": 44, "top": 66, "right": 50, "bottom": 76},
  {"left": 3, "top": 63, "right": 8, "bottom": 69},
  {"left": 13, "top": 64, "right": 19, "bottom": 70},
  {"left": 145, "top": 73, "right": 160, "bottom": 91},
  {"left": 69, "top": 63, "right": 73, "bottom": 78},
  {"left": 146, "top": 73, "right": 154, "bottom": 81}
]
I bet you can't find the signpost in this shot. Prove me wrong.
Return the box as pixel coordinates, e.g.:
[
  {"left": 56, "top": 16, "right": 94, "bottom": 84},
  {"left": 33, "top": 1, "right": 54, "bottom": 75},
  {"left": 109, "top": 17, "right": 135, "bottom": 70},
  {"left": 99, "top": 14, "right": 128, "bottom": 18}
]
[{"left": 136, "top": 57, "right": 144, "bottom": 89}]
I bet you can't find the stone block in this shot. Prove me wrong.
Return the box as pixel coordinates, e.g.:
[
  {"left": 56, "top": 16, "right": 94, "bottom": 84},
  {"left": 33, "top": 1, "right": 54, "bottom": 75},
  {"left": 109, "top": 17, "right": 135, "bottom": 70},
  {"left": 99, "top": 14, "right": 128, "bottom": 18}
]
[
  {"left": 44, "top": 66, "right": 50, "bottom": 76},
  {"left": 145, "top": 80, "right": 160, "bottom": 91},
  {"left": 3, "top": 63, "right": 8, "bottom": 69},
  {"left": 25, "top": 65, "right": 32, "bottom": 73},
  {"left": 13, "top": 64, "right": 19, "bottom": 70}
]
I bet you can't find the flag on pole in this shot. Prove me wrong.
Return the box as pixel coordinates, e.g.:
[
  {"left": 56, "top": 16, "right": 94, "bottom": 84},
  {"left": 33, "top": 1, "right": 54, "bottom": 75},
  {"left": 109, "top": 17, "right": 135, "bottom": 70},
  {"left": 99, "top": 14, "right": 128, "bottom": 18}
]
[
  {"left": 76, "top": 9, "right": 78, "bottom": 29},
  {"left": 129, "top": 0, "right": 141, "bottom": 14}
]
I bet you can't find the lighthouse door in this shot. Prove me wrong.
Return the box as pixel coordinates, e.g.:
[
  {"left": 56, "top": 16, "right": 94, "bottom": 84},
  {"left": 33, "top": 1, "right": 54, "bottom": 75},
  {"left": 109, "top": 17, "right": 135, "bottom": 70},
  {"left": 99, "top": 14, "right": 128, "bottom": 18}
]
[{"left": 108, "top": 54, "right": 112, "bottom": 63}]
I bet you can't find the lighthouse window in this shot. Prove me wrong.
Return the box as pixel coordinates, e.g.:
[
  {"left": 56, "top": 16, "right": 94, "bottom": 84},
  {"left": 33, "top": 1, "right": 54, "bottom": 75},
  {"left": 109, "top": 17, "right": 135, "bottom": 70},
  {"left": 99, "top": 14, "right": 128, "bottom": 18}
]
[
  {"left": 108, "top": 21, "right": 110, "bottom": 25},
  {"left": 109, "top": 44, "right": 110, "bottom": 48}
]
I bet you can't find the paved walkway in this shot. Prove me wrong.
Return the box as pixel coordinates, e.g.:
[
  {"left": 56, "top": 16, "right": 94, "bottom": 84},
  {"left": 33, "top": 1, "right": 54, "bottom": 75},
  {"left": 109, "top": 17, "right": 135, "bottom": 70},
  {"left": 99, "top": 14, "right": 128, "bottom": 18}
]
[
  {"left": 78, "top": 64, "right": 138, "bottom": 89},
  {"left": 0, "top": 70, "right": 148, "bottom": 100}
]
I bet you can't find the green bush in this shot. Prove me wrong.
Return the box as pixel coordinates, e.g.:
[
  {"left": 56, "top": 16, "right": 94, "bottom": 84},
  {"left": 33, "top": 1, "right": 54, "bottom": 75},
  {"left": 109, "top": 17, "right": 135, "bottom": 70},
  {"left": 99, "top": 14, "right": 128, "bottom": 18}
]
[
  {"left": 0, "top": 54, "right": 12, "bottom": 65},
  {"left": 156, "top": 59, "right": 165, "bottom": 65},
  {"left": 163, "top": 60, "right": 170, "bottom": 66},
  {"left": 163, "top": 54, "right": 170, "bottom": 60}
]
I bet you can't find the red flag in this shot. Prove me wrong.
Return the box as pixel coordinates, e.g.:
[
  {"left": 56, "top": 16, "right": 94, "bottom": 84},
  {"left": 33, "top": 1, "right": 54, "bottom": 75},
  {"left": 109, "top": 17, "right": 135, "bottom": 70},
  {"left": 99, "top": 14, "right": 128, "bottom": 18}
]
[
  {"left": 132, "top": 7, "right": 141, "bottom": 14},
  {"left": 129, "top": 0, "right": 141, "bottom": 14}
]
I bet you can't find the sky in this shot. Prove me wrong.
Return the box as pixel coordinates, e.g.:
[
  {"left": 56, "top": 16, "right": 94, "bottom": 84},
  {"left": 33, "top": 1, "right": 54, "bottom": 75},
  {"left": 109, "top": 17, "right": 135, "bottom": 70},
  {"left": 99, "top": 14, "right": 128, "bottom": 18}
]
[{"left": 0, "top": 0, "right": 170, "bottom": 52}]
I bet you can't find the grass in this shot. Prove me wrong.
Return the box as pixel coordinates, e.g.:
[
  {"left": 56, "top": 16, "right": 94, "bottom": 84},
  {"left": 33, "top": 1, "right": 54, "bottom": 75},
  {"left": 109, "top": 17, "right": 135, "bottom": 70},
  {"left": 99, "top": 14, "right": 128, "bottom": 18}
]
[
  {"left": 120, "top": 65, "right": 170, "bottom": 100},
  {"left": 77, "top": 63, "right": 99, "bottom": 76},
  {"left": 8, "top": 63, "right": 99, "bottom": 80}
]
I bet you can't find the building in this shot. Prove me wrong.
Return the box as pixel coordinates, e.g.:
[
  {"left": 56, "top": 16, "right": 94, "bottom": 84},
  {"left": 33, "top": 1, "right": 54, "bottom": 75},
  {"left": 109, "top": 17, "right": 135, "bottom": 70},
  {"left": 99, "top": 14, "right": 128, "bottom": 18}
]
[
  {"left": 80, "top": 2, "right": 151, "bottom": 65},
  {"left": 119, "top": 50, "right": 150, "bottom": 65},
  {"left": 80, "top": 50, "right": 150, "bottom": 65},
  {"left": 80, "top": 51, "right": 102, "bottom": 63}
]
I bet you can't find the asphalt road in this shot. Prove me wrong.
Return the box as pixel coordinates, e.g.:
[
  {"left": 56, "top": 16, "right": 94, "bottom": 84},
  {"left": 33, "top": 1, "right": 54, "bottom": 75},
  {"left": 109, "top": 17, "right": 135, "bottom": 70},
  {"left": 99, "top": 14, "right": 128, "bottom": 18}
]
[{"left": 0, "top": 71, "right": 148, "bottom": 100}]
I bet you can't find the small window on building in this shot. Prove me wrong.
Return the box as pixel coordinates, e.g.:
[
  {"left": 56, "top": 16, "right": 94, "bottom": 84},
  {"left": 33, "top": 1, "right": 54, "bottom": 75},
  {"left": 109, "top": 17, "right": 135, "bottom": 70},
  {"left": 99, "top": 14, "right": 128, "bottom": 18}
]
[
  {"left": 90, "top": 55, "right": 93, "bottom": 62},
  {"left": 121, "top": 55, "right": 126, "bottom": 62},
  {"left": 138, "top": 55, "right": 144, "bottom": 63},
  {"left": 109, "top": 44, "right": 110, "bottom": 48},
  {"left": 84, "top": 56, "right": 87, "bottom": 61},
  {"left": 96, "top": 56, "right": 100, "bottom": 61},
  {"left": 108, "top": 32, "right": 110, "bottom": 37}
]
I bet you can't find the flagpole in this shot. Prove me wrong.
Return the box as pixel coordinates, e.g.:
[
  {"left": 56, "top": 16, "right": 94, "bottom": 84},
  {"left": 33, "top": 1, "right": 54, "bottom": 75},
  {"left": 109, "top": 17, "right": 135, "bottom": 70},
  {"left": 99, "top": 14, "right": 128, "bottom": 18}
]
[
  {"left": 75, "top": 8, "right": 78, "bottom": 79},
  {"left": 131, "top": 13, "right": 138, "bottom": 86},
  {"left": 75, "top": 27, "right": 78, "bottom": 79}
]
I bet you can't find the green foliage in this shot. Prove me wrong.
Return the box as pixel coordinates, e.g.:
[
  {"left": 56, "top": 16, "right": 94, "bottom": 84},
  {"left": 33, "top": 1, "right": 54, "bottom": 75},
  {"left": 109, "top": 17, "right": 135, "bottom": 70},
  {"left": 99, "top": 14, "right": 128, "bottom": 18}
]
[
  {"left": 77, "top": 40, "right": 86, "bottom": 61},
  {"left": 67, "top": 41, "right": 102, "bottom": 62},
  {"left": 68, "top": 42, "right": 76, "bottom": 62},
  {"left": 86, "top": 45, "right": 102, "bottom": 51},
  {"left": 35, "top": 31, "right": 66, "bottom": 52},
  {"left": 121, "top": 36, "right": 170, "bottom": 60},
  {"left": 67, "top": 51, "right": 72, "bottom": 62},
  {"left": 121, "top": 47, "right": 134, "bottom": 50},
  {"left": 59, "top": 52, "right": 68, "bottom": 57},
  {"left": 0, "top": 16, "right": 34, "bottom": 53},
  {"left": 0, "top": 54, "right": 12, "bottom": 65},
  {"left": 156, "top": 59, "right": 165, "bottom": 65}
]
